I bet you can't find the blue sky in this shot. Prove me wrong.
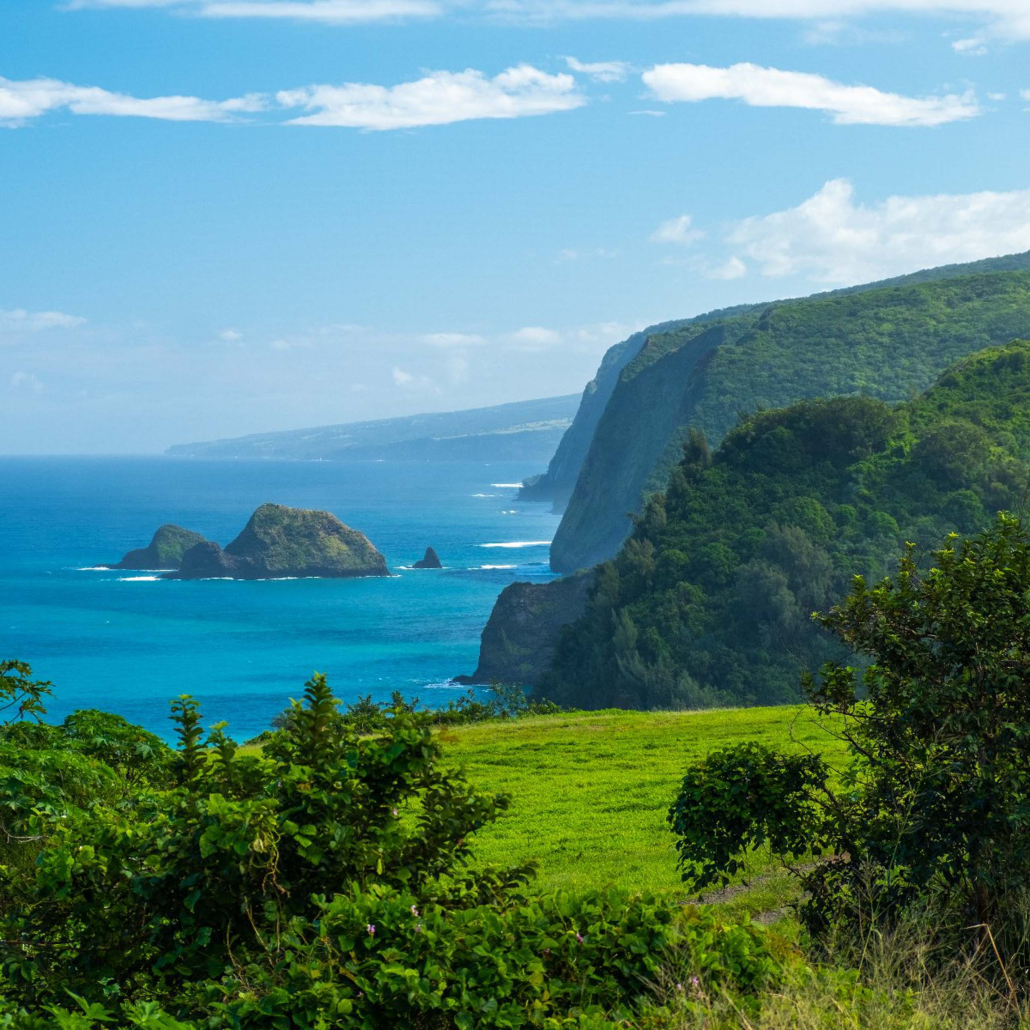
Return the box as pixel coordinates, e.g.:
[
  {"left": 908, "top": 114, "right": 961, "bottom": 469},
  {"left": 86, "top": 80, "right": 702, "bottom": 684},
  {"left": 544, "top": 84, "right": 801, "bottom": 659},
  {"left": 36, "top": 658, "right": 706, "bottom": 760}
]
[{"left": 2, "top": 0, "right": 1029, "bottom": 452}]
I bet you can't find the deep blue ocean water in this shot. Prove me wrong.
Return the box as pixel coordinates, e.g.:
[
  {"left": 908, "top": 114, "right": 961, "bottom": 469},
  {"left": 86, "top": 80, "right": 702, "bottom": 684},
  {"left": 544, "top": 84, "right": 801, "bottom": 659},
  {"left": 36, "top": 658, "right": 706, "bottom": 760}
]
[{"left": 1, "top": 457, "right": 559, "bottom": 741}]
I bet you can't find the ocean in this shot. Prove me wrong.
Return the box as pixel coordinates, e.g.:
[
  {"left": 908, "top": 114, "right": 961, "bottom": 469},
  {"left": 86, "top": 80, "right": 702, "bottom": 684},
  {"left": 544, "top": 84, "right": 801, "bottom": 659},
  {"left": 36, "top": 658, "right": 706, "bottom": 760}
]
[{"left": 1, "top": 457, "right": 559, "bottom": 741}]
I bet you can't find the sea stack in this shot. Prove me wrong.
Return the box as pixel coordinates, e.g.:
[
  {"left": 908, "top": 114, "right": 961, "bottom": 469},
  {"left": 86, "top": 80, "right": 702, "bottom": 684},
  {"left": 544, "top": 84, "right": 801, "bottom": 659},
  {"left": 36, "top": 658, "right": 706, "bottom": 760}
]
[
  {"left": 412, "top": 547, "right": 442, "bottom": 569},
  {"left": 100, "top": 524, "right": 208, "bottom": 570},
  {"left": 165, "top": 503, "right": 389, "bottom": 580}
]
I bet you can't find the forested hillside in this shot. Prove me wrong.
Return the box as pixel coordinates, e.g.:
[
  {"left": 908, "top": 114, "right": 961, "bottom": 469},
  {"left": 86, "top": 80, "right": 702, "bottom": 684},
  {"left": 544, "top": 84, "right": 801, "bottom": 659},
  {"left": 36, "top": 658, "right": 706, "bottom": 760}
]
[
  {"left": 537, "top": 340, "right": 1030, "bottom": 708},
  {"left": 551, "top": 257, "right": 1030, "bottom": 573}
]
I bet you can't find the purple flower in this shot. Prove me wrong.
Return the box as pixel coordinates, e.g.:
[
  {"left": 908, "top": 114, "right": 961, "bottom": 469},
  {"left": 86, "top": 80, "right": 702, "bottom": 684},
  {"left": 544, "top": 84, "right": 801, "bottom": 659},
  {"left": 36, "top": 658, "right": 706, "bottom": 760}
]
[
  {"left": 411, "top": 905, "right": 419, "bottom": 917},
  {"left": 392, "top": 808, "right": 399, "bottom": 817},
  {"left": 576, "top": 933, "right": 584, "bottom": 944},
  {"left": 415, "top": 924, "right": 423, "bottom": 933},
  {"left": 367, "top": 924, "right": 376, "bottom": 936}
]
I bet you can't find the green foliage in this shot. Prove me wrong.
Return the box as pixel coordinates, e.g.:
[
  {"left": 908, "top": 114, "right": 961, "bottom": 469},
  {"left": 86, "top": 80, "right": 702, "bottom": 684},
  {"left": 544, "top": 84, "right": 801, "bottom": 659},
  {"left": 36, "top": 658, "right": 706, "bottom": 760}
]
[
  {"left": 553, "top": 266, "right": 1030, "bottom": 574},
  {"left": 668, "top": 514, "right": 1030, "bottom": 948},
  {"left": 2, "top": 670, "right": 779, "bottom": 1027},
  {"left": 668, "top": 743, "right": 829, "bottom": 890},
  {"left": 542, "top": 341, "right": 1030, "bottom": 709},
  {"left": 254, "top": 683, "right": 564, "bottom": 744},
  {"left": 0, "top": 661, "right": 52, "bottom": 725}
]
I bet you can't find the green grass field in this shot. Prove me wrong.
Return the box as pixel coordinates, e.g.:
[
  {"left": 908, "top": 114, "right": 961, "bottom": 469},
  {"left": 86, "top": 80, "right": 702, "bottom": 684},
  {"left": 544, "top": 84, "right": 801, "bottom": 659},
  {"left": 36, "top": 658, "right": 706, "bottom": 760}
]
[{"left": 439, "top": 706, "right": 846, "bottom": 918}]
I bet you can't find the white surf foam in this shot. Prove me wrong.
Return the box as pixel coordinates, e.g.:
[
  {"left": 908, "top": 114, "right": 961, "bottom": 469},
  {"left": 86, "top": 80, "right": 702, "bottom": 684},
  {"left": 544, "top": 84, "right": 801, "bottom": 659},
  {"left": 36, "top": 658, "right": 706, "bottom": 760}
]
[
  {"left": 118, "top": 575, "right": 160, "bottom": 582},
  {"left": 76, "top": 566, "right": 111, "bottom": 571},
  {"left": 479, "top": 564, "right": 517, "bottom": 570},
  {"left": 490, "top": 482, "right": 523, "bottom": 488},
  {"left": 471, "top": 493, "right": 499, "bottom": 498},
  {"left": 478, "top": 541, "right": 552, "bottom": 549}
]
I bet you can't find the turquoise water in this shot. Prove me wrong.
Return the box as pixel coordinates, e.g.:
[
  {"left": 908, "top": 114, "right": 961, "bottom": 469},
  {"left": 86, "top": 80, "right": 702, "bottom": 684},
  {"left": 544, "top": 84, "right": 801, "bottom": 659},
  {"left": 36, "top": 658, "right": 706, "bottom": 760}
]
[{"left": 2, "top": 457, "right": 559, "bottom": 741}]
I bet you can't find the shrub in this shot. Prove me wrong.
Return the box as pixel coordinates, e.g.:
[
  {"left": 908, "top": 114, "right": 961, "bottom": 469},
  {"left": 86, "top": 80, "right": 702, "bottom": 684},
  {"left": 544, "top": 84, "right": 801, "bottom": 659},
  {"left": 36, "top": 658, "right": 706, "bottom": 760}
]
[{"left": 669, "top": 514, "right": 1030, "bottom": 950}]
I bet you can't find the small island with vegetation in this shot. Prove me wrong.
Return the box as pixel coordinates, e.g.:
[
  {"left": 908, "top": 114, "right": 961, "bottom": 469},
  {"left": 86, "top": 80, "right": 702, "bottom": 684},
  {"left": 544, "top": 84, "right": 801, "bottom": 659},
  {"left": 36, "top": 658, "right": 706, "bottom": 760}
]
[
  {"left": 99, "top": 524, "right": 209, "bottom": 570},
  {"left": 164, "top": 503, "right": 389, "bottom": 580}
]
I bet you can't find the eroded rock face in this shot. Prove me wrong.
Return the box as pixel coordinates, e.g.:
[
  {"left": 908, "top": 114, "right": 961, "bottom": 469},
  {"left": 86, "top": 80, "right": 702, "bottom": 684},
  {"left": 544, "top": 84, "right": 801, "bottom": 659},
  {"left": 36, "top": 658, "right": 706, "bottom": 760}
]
[
  {"left": 412, "top": 547, "right": 442, "bottom": 569},
  {"left": 461, "top": 569, "right": 596, "bottom": 686},
  {"left": 101, "top": 525, "right": 208, "bottom": 570},
  {"left": 164, "top": 503, "right": 389, "bottom": 580}
]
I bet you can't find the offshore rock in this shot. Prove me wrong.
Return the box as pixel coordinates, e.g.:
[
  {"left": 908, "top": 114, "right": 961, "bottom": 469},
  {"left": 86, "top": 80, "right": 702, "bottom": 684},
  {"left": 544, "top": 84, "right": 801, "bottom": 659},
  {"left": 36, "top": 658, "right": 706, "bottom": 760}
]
[
  {"left": 412, "top": 547, "right": 442, "bottom": 569},
  {"left": 165, "top": 503, "right": 389, "bottom": 580},
  {"left": 101, "top": 524, "right": 208, "bottom": 570}
]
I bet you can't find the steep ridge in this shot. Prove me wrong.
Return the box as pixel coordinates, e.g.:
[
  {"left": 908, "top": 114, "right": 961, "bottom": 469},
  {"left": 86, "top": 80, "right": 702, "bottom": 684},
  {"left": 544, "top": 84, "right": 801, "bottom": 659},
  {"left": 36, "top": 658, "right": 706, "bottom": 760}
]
[
  {"left": 551, "top": 261, "right": 1030, "bottom": 574},
  {"left": 538, "top": 339, "right": 1030, "bottom": 708},
  {"left": 522, "top": 251, "right": 1030, "bottom": 517}
]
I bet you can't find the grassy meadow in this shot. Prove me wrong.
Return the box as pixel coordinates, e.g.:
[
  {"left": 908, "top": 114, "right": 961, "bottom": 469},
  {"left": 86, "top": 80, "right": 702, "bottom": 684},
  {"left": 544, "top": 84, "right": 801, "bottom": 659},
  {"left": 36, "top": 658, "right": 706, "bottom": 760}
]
[{"left": 438, "top": 706, "right": 846, "bottom": 917}]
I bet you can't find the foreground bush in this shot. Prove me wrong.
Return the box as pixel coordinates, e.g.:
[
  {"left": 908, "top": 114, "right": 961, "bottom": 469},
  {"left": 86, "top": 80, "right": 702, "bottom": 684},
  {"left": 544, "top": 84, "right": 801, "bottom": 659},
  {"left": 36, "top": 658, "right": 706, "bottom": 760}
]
[
  {"left": 0, "top": 668, "right": 783, "bottom": 1027},
  {"left": 670, "top": 514, "right": 1030, "bottom": 958}
]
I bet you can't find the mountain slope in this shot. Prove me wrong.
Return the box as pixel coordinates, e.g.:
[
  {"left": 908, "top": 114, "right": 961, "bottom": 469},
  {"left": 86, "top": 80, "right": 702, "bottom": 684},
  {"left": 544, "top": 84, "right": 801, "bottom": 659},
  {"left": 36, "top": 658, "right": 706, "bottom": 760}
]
[
  {"left": 552, "top": 260, "right": 1030, "bottom": 574},
  {"left": 168, "top": 395, "right": 579, "bottom": 464},
  {"left": 523, "top": 252, "right": 1030, "bottom": 519},
  {"left": 538, "top": 340, "right": 1030, "bottom": 709}
]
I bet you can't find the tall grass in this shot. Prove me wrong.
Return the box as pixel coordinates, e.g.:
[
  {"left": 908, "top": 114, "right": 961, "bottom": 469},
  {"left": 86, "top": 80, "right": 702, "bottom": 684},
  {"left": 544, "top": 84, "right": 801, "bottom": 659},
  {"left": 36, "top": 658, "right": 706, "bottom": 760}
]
[{"left": 652, "top": 902, "right": 1030, "bottom": 1029}]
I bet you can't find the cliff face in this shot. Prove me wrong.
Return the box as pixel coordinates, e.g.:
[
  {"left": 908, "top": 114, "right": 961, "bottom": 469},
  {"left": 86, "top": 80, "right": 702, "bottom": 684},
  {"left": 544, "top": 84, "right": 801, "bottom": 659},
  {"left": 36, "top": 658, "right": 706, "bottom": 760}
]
[
  {"left": 550, "top": 265, "right": 1030, "bottom": 575},
  {"left": 518, "top": 312, "right": 764, "bottom": 512},
  {"left": 103, "top": 525, "right": 208, "bottom": 570},
  {"left": 465, "top": 571, "right": 595, "bottom": 686},
  {"left": 167, "top": 503, "right": 389, "bottom": 580}
]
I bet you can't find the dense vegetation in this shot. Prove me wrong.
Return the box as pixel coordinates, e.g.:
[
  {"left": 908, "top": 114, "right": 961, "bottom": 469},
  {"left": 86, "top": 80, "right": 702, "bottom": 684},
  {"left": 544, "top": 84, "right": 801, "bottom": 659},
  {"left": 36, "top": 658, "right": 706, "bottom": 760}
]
[
  {"left": 672, "top": 514, "right": 1030, "bottom": 968},
  {"left": 551, "top": 264, "right": 1030, "bottom": 574},
  {"left": 0, "top": 667, "right": 791, "bottom": 1028},
  {"left": 539, "top": 340, "right": 1030, "bottom": 710}
]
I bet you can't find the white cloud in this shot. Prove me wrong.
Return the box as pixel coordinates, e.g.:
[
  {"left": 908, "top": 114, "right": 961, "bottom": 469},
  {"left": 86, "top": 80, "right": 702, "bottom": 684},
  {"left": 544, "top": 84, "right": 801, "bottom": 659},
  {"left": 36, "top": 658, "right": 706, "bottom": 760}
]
[
  {"left": 1022, "top": 89, "right": 1030, "bottom": 100},
  {"left": 629, "top": 108, "right": 666, "bottom": 116},
  {"left": 219, "top": 328, "right": 243, "bottom": 341},
  {"left": 0, "top": 307, "right": 86, "bottom": 332},
  {"left": 508, "top": 326, "right": 564, "bottom": 350},
  {"left": 726, "top": 178, "right": 1030, "bottom": 284},
  {"left": 421, "top": 332, "right": 487, "bottom": 347},
  {"left": 563, "top": 57, "right": 630, "bottom": 82},
  {"left": 10, "top": 371, "right": 44, "bottom": 394},
  {"left": 988, "top": 91, "right": 1007, "bottom": 100},
  {"left": 68, "top": 0, "right": 440, "bottom": 20},
  {"left": 642, "top": 62, "right": 979, "bottom": 126},
  {"left": 650, "top": 214, "right": 705, "bottom": 245},
  {"left": 58, "top": 0, "right": 1030, "bottom": 44},
  {"left": 277, "top": 65, "right": 584, "bottom": 129},
  {"left": 391, "top": 365, "right": 435, "bottom": 389},
  {"left": 198, "top": 0, "right": 440, "bottom": 22},
  {"left": 705, "top": 256, "right": 748, "bottom": 279},
  {"left": 483, "top": 0, "right": 1030, "bottom": 48},
  {"left": 0, "top": 75, "right": 266, "bottom": 127}
]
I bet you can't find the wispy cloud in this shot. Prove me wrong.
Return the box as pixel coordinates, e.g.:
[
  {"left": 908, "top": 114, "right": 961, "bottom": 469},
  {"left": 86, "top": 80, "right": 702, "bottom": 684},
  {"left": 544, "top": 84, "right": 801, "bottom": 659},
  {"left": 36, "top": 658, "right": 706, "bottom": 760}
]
[
  {"left": 10, "top": 371, "right": 44, "bottom": 394},
  {"left": 2, "top": 66, "right": 584, "bottom": 131},
  {"left": 724, "top": 178, "right": 1030, "bottom": 284},
  {"left": 649, "top": 214, "right": 704, "bottom": 245},
  {"left": 277, "top": 66, "right": 584, "bottom": 129},
  {"left": 0, "top": 75, "right": 265, "bottom": 126},
  {"left": 198, "top": 0, "right": 441, "bottom": 23},
  {"left": 563, "top": 56, "right": 630, "bottom": 82},
  {"left": 66, "top": 0, "right": 440, "bottom": 21},
  {"left": 642, "top": 62, "right": 979, "bottom": 126},
  {"left": 61, "top": 0, "right": 1030, "bottom": 46},
  {"left": 0, "top": 307, "right": 87, "bottom": 332},
  {"left": 421, "top": 332, "right": 487, "bottom": 347}
]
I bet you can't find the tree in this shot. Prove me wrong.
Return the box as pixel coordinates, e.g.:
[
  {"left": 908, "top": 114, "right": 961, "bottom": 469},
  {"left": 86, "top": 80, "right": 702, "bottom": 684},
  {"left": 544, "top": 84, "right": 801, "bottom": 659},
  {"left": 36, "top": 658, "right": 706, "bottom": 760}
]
[{"left": 669, "top": 514, "right": 1030, "bottom": 942}]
